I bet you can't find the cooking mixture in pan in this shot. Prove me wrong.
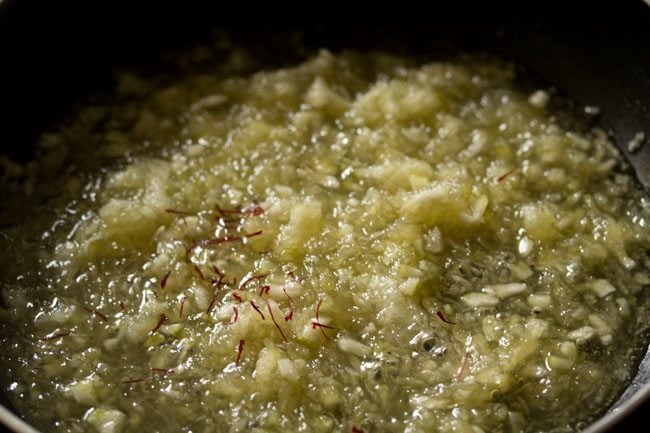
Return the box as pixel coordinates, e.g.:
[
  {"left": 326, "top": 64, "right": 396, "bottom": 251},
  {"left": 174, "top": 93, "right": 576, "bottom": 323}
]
[{"left": 1, "top": 47, "right": 649, "bottom": 433}]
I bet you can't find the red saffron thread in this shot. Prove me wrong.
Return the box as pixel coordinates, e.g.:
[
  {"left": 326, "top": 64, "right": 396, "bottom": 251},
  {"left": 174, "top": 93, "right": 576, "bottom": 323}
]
[
  {"left": 312, "top": 298, "right": 333, "bottom": 340},
  {"left": 232, "top": 292, "right": 243, "bottom": 302},
  {"left": 249, "top": 300, "right": 265, "bottom": 320},
  {"left": 42, "top": 330, "right": 71, "bottom": 341},
  {"left": 230, "top": 306, "right": 239, "bottom": 325},
  {"left": 283, "top": 288, "right": 295, "bottom": 321},
  {"left": 151, "top": 313, "right": 169, "bottom": 334},
  {"left": 161, "top": 270, "right": 171, "bottom": 289},
  {"left": 215, "top": 204, "right": 243, "bottom": 216},
  {"left": 212, "top": 265, "right": 223, "bottom": 278},
  {"left": 205, "top": 235, "right": 242, "bottom": 245},
  {"left": 259, "top": 285, "right": 270, "bottom": 296},
  {"left": 121, "top": 377, "right": 150, "bottom": 384},
  {"left": 352, "top": 427, "right": 365, "bottom": 433},
  {"left": 245, "top": 204, "right": 264, "bottom": 216},
  {"left": 311, "top": 322, "right": 335, "bottom": 330},
  {"left": 181, "top": 241, "right": 192, "bottom": 261},
  {"left": 287, "top": 271, "right": 304, "bottom": 284},
  {"left": 119, "top": 301, "right": 127, "bottom": 312},
  {"left": 211, "top": 274, "right": 224, "bottom": 289},
  {"left": 206, "top": 276, "right": 229, "bottom": 314},
  {"left": 206, "top": 295, "right": 218, "bottom": 314},
  {"left": 266, "top": 300, "right": 288, "bottom": 342},
  {"left": 193, "top": 265, "right": 205, "bottom": 280},
  {"left": 181, "top": 239, "right": 198, "bottom": 262},
  {"left": 179, "top": 296, "right": 187, "bottom": 319},
  {"left": 236, "top": 339, "right": 245, "bottom": 365},
  {"left": 496, "top": 168, "right": 516, "bottom": 182},
  {"left": 239, "top": 274, "right": 267, "bottom": 291},
  {"left": 83, "top": 307, "right": 109, "bottom": 322},
  {"left": 455, "top": 335, "right": 474, "bottom": 380},
  {"left": 165, "top": 208, "right": 192, "bottom": 216},
  {"left": 435, "top": 309, "right": 456, "bottom": 325},
  {"left": 245, "top": 230, "right": 263, "bottom": 238}
]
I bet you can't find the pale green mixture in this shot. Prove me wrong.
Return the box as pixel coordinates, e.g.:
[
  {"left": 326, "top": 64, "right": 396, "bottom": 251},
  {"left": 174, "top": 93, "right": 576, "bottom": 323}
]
[{"left": 1, "top": 49, "right": 649, "bottom": 433}]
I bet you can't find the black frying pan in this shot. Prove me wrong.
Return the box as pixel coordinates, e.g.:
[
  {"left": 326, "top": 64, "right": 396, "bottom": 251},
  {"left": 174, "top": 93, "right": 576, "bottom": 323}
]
[{"left": 0, "top": 1, "right": 649, "bottom": 432}]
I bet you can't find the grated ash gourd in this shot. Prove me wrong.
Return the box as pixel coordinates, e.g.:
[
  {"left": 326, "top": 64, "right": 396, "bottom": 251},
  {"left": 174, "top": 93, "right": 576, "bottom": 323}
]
[{"left": 1, "top": 49, "right": 650, "bottom": 433}]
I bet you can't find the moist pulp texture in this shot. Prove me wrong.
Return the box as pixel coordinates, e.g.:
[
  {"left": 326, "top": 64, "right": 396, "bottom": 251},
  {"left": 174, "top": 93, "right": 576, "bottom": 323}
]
[{"left": 1, "top": 49, "right": 649, "bottom": 433}]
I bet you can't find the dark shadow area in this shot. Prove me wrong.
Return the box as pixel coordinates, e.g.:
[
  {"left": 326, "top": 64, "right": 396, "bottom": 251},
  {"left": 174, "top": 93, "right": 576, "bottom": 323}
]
[{"left": 1, "top": 1, "right": 649, "bottom": 169}]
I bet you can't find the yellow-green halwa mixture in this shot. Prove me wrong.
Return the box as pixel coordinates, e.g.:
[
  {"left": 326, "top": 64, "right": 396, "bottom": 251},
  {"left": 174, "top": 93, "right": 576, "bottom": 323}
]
[{"left": 1, "top": 49, "right": 649, "bottom": 433}]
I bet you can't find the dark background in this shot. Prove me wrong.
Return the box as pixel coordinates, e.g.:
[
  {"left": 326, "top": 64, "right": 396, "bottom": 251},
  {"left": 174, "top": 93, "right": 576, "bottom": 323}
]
[
  {"left": 0, "top": 0, "right": 649, "bottom": 432},
  {"left": 1, "top": 0, "right": 649, "bottom": 186}
]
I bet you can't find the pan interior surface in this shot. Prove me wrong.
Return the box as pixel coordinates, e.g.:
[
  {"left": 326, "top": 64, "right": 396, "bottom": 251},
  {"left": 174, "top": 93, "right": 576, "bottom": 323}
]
[{"left": 0, "top": 2, "right": 649, "bottom": 433}]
